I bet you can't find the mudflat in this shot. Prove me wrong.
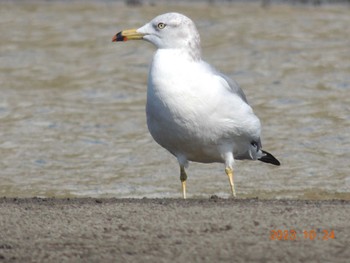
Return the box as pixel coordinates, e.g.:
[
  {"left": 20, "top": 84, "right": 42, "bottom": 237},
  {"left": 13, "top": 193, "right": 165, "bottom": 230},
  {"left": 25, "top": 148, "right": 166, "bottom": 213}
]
[{"left": 0, "top": 198, "right": 349, "bottom": 262}]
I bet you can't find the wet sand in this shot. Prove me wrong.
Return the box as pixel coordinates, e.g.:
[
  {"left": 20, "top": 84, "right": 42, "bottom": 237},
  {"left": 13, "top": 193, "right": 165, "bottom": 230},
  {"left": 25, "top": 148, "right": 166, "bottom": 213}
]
[{"left": 0, "top": 198, "right": 349, "bottom": 262}]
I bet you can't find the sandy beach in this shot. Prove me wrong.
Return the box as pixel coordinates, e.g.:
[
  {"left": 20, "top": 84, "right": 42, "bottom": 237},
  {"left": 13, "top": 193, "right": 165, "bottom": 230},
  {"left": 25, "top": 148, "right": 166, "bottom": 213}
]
[{"left": 0, "top": 197, "right": 349, "bottom": 262}]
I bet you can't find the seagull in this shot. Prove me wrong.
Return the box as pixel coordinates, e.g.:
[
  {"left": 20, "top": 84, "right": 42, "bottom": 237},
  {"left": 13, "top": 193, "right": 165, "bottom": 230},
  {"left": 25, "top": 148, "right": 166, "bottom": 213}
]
[{"left": 112, "top": 12, "right": 280, "bottom": 199}]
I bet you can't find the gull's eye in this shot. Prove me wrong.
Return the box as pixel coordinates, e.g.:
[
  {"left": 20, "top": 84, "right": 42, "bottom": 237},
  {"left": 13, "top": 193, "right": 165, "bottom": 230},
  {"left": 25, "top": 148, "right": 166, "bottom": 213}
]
[{"left": 157, "top": 22, "right": 166, "bottom": 29}]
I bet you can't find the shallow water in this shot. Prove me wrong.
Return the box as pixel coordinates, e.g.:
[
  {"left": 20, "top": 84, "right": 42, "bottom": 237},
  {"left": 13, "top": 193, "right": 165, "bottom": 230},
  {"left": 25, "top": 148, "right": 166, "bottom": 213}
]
[{"left": 1, "top": 1, "right": 349, "bottom": 199}]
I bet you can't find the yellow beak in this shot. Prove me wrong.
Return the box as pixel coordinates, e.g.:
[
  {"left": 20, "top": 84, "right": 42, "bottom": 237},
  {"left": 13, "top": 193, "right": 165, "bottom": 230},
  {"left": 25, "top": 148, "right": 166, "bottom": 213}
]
[{"left": 112, "top": 28, "right": 144, "bottom": 42}]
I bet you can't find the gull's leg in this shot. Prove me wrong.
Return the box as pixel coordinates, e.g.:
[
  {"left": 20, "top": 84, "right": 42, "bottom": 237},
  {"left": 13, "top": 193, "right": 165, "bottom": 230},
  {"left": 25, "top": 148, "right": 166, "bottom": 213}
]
[
  {"left": 221, "top": 150, "right": 236, "bottom": 197},
  {"left": 225, "top": 167, "right": 236, "bottom": 198},
  {"left": 180, "top": 166, "right": 187, "bottom": 199}
]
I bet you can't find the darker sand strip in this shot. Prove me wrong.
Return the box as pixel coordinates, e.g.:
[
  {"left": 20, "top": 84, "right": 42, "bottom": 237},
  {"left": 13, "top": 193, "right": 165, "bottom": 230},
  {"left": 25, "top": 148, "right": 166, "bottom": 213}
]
[{"left": 0, "top": 198, "right": 349, "bottom": 262}]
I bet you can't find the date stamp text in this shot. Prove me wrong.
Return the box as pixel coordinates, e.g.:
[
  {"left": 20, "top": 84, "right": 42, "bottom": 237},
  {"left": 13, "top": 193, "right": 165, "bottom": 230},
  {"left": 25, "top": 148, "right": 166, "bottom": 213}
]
[{"left": 270, "top": 229, "right": 335, "bottom": 241}]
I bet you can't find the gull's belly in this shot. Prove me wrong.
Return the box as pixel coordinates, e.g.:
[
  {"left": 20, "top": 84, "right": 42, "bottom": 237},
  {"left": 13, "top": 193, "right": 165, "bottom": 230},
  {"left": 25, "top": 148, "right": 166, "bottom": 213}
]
[
  {"left": 146, "top": 88, "right": 256, "bottom": 163},
  {"left": 146, "top": 106, "right": 224, "bottom": 163}
]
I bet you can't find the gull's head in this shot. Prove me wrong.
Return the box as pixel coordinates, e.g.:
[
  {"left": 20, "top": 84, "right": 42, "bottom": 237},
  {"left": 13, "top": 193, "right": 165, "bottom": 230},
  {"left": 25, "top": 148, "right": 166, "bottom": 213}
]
[{"left": 113, "top": 13, "right": 201, "bottom": 60}]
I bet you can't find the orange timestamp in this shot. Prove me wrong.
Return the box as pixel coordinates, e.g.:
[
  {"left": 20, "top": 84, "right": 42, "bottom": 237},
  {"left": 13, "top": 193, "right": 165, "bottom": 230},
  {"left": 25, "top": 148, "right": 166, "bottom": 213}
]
[{"left": 270, "top": 229, "right": 335, "bottom": 241}]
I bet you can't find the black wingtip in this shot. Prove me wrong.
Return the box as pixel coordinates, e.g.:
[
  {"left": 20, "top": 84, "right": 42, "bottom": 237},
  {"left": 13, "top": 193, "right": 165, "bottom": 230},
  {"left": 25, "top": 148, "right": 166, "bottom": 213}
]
[{"left": 259, "top": 150, "right": 280, "bottom": 166}]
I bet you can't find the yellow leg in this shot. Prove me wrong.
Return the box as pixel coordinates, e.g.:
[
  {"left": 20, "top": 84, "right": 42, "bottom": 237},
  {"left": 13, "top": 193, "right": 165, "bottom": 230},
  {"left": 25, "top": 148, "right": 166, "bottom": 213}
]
[
  {"left": 180, "top": 166, "right": 187, "bottom": 199},
  {"left": 181, "top": 181, "right": 186, "bottom": 200},
  {"left": 225, "top": 167, "right": 236, "bottom": 197}
]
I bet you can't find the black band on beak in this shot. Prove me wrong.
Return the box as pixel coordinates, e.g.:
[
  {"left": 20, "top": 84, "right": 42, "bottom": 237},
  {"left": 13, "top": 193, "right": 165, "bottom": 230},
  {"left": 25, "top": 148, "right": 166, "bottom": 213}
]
[{"left": 112, "top": 32, "right": 125, "bottom": 42}]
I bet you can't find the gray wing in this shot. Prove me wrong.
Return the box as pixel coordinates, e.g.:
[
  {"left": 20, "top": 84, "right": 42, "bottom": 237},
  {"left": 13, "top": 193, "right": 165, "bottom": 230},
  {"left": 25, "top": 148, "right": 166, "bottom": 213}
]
[
  {"left": 202, "top": 60, "right": 248, "bottom": 103},
  {"left": 217, "top": 72, "right": 248, "bottom": 103}
]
